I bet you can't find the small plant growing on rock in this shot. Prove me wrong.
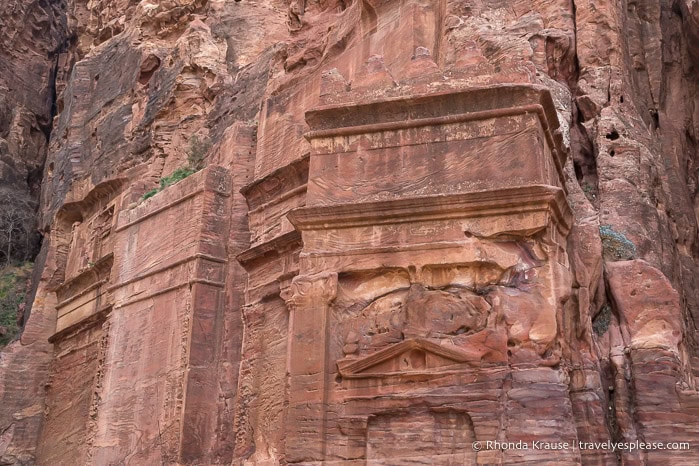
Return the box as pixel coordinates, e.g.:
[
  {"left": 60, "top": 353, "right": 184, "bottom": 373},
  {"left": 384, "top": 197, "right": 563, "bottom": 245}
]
[
  {"left": 0, "top": 262, "right": 32, "bottom": 347},
  {"left": 142, "top": 188, "right": 158, "bottom": 200},
  {"left": 582, "top": 183, "right": 596, "bottom": 201},
  {"left": 599, "top": 225, "right": 636, "bottom": 261},
  {"left": 592, "top": 304, "right": 612, "bottom": 337},
  {"left": 187, "top": 135, "right": 210, "bottom": 171},
  {"left": 141, "top": 135, "right": 211, "bottom": 201},
  {"left": 158, "top": 167, "right": 196, "bottom": 190}
]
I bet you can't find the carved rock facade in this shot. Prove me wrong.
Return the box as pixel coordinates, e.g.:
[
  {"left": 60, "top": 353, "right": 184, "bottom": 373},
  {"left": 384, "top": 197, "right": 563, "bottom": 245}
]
[{"left": 0, "top": 0, "right": 698, "bottom": 465}]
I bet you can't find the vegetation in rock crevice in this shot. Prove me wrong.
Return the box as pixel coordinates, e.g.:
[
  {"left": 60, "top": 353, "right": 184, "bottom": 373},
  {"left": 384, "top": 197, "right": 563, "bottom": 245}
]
[
  {"left": 142, "top": 135, "right": 211, "bottom": 201},
  {"left": 0, "top": 262, "right": 32, "bottom": 347},
  {"left": 592, "top": 304, "right": 613, "bottom": 337},
  {"left": 599, "top": 225, "right": 636, "bottom": 261},
  {"left": 0, "top": 189, "right": 38, "bottom": 265}
]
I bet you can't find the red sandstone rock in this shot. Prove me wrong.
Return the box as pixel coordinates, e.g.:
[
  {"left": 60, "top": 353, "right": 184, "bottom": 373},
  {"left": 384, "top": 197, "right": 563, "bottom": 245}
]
[{"left": 0, "top": 0, "right": 698, "bottom": 464}]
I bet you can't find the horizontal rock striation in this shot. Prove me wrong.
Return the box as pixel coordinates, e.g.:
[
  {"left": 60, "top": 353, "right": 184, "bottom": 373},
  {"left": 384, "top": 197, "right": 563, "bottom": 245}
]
[{"left": 0, "top": 0, "right": 697, "bottom": 464}]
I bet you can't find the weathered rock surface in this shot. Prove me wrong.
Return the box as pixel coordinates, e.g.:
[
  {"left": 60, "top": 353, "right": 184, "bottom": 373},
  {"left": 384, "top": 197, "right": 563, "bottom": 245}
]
[
  {"left": 0, "top": 0, "right": 697, "bottom": 464},
  {"left": 0, "top": 0, "right": 67, "bottom": 263}
]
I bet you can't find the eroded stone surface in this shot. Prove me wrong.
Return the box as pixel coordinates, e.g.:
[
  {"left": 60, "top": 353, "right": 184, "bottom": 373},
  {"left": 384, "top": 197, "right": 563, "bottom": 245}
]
[{"left": 0, "top": 0, "right": 698, "bottom": 464}]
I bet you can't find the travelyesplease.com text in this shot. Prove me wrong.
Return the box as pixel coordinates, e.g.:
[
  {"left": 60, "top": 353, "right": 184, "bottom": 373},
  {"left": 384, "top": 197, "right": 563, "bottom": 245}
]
[{"left": 472, "top": 440, "right": 690, "bottom": 452}]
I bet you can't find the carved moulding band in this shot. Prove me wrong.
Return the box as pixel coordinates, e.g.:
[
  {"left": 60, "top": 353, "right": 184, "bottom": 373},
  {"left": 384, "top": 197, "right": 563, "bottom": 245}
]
[
  {"left": 55, "top": 253, "right": 113, "bottom": 307},
  {"left": 239, "top": 154, "right": 310, "bottom": 211},
  {"left": 288, "top": 185, "right": 572, "bottom": 235},
  {"left": 49, "top": 305, "right": 111, "bottom": 343},
  {"left": 236, "top": 230, "right": 302, "bottom": 269},
  {"left": 107, "top": 253, "right": 226, "bottom": 292}
]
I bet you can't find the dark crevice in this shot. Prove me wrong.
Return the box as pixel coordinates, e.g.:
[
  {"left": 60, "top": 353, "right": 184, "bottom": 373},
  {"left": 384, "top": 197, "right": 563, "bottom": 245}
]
[
  {"left": 570, "top": 0, "right": 581, "bottom": 86},
  {"left": 41, "top": 54, "right": 61, "bottom": 142},
  {"left": 6, "top": 0, "right": 73, "bottom": 340},
  {"left": 650, "top": 108, "right": 660, "bottom": 129},
  {"left": 573, "top": 160, "right": 584, "bottom": 183},
  {"left": 570, "top": 109, "right": 600, "bottom": 203},
  {"left": 606, "top": 129, "right": 620, "bottom": 140},
  {"left": 671, "top": 0, "right": 683, "bottom": 17}
]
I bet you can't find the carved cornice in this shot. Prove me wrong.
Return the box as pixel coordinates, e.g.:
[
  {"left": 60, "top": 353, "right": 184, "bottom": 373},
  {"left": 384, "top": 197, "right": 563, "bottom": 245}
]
[
  {"left": 287, "top": 185, "right": 572, "bottom": 235},
  {"left": 236, "top": 230, "right": 302, "bottom": 269},
  {"left": 58, "top": 178, "right": 128, "bottom": 222},
  {"left": 240, "top": 155, "right": 310, "bottom": 211},
  {"left": 48, "top": 305, "right": 111, "bottom": 343}
]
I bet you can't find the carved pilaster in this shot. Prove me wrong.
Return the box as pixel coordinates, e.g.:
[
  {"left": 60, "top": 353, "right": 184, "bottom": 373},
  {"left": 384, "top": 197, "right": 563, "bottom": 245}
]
[
  {"left": 232, "top": 303, "right": 265, "bottom": 459},
  {"left": 281, "top": 272, "right": 338, "bottom": 312},
  {"left": 281, "top": 272, "right": 337, "bottom": 462}
]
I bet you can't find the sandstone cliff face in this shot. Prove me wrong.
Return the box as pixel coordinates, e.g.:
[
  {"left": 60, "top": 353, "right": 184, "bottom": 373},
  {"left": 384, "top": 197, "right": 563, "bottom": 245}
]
[
  {"left": 0, "top": 0, "right": 698, "bottom": 464},
  {"left": 0, "top": 0, "right": 67, "bottom": 264}
]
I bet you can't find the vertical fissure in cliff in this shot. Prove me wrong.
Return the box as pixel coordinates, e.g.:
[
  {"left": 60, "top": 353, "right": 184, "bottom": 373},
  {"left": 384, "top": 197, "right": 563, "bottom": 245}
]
[
  {"left": 15, "top": 0, "right": 72, "bottom": 336},
  {"left": 568, "top": 0, "right": 600, "bottom": 202}
]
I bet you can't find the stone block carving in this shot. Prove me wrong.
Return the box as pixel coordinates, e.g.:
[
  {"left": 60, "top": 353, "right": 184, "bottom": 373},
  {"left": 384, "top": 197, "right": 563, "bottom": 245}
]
[
  {"left": 279, "top": 84, "right": 577, "bottom": 463},
  {"left": 52, "top": 179, "right": 126, "bottom": 337},
  {"left": 93, "top": 166, "right": 230, "bottom": 464},
  {"left": 39, "top": 167, "right": 231, "bottom": 464}
]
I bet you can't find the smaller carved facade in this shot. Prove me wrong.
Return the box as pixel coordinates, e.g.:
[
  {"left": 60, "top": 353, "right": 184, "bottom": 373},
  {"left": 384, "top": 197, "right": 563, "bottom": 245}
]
[{"left": 39, "top": 167, "right": 231, "bottom": 465}]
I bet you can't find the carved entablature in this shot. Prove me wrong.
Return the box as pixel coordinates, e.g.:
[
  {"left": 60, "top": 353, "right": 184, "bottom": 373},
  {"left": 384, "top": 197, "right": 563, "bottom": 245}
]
[
  {"left": 52, "top": 254, "right": 114, "bottom": 339},
  {"left": 240, "top": 155, "right": 309, "bottom": 247},
  {"left": 236, "top": 230, "right": 303, "bottom": 304},
  {"left": 303, "top": 84, "right": 567, "bottom": 207},
  {"left": 287, "top": 185, "right": 573, "bottom": 279}
]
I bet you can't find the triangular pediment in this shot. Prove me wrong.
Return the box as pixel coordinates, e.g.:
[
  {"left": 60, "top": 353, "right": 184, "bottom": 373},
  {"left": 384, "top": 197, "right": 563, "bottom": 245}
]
[{"left": 337, "top": 338, "right": 477, "bottom": 378}]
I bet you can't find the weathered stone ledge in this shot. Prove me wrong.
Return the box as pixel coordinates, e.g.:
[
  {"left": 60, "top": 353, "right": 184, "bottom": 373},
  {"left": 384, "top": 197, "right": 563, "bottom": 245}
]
[
  {"left": 107, "top": 252, "right": 226, "bottom": 292},
  {"left": 289, "top": 185, "right": 572, "bottom": 233},
  {"left": 115, "top": 166, "right": 230, "bottom": 232}
]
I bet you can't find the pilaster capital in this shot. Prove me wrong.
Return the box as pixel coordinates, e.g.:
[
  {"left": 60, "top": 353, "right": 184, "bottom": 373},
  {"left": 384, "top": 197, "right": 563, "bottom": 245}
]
[{"left": 280, "top": 272, "right": 338, "bottom": 312}]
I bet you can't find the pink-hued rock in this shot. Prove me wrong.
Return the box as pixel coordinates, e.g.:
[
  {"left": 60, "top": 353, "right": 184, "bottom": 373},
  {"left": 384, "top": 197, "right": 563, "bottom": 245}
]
[
  {"left": 607, "top": 260, "right": 683, "bottom": 353},
  {"left": 1, "top": 0, "right": 698, "bottom": 464}
]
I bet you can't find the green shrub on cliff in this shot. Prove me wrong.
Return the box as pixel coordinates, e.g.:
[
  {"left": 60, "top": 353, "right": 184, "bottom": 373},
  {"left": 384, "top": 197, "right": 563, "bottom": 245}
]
[
  {"left": 141, "top": 136, "right": 211, "bottom": 201},
  {"left": 142, "top": 188, "right": 158, "bottom": 200},
  {"left": 0, "top": 262, "right": 32, "bottom": 347},
  {"left": 159, "top": 167, "right": 196, "bottom": 190},
  {"left": 599, "top": 225, "right": 636, "bottom": 261},
  {"left": 592, "top": 304, "right": 612, "bottom": 337}
]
